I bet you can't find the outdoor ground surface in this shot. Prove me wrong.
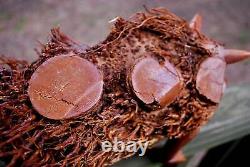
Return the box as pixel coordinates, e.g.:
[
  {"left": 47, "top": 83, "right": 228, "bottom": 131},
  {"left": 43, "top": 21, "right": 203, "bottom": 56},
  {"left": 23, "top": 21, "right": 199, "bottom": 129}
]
[{"left": 1, "top": 0, "right": 250, "bottom": 85}]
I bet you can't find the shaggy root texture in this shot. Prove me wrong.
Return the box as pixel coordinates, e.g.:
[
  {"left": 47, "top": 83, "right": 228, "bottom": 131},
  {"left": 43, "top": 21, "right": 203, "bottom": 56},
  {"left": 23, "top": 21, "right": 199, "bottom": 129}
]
[{"left": 0, "top": 8, "right": 217, "bottom": 166}]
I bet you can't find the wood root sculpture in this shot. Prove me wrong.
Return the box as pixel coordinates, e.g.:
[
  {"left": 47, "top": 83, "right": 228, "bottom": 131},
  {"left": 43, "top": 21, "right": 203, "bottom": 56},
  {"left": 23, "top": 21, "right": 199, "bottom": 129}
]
[{"left": 1, "top": 8, "right": 250, "bottom": 167}]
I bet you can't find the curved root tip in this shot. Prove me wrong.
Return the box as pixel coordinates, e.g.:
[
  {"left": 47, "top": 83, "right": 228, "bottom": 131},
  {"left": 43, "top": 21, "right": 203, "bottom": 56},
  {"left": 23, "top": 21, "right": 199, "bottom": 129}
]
[
  {"left": 223, "top": 49, "right": 250, "bottom": 64},
  {"left": 51, "top": 27, "right": 90, "bottom": 53},
  {"left": 51, "top": 27, "right": 78, "bottom": 46},
  {"left": 167, "top": 150, "right": 186, "bottom": 165},
  {"left": 190, "top": 14, "right": 202, "bottom": 31}
]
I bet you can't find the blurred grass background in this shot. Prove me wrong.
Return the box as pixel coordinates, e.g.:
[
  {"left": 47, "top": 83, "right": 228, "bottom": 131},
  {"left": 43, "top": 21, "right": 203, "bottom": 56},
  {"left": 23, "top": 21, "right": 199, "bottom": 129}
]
[{"left": 0, "top": 0, "right": 250, "bottom": 167}]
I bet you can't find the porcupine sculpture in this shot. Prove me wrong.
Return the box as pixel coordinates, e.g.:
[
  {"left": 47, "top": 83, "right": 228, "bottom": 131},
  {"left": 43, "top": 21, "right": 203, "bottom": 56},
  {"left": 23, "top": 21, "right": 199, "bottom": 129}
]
[{"left": 1, "top": 8, "right": 250, "bottom": 167}]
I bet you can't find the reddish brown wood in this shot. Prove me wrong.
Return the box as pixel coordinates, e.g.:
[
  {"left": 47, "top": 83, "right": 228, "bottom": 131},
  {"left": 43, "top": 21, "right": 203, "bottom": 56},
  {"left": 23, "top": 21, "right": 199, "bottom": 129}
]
[
  {"left": 190, "top": 14, "right": 202, "bottom": 31},
  {"left": 28, "top": 55, "right": 103, "bottom": 120},
  {"left": 131, "top": 57, "right": 183, "bottom": 106},
  {"left": 196, "top": 57, "right": 226, "bottom": 103},
  {"left": 223, "top": 49, "right": 250, "bottom": 64}
]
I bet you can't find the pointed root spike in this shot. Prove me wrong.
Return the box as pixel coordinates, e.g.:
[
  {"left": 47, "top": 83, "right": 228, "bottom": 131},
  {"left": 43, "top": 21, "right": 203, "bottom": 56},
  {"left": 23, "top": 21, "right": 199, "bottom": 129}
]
[
  {"left": 167, "top": 150, "right": 186, "bottom": 164},
  {"left": 190, "top": 14, "right": 202, "bottom": 31},
  {"left": 223, "top": 49, "right": 250, "bottom": 64}
]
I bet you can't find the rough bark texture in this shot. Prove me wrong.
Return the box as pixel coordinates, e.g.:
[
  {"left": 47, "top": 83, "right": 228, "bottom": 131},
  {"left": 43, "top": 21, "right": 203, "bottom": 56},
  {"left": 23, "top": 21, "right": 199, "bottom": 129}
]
[{"left": 0, "top": 8, "right": 218, "bottom": 166}]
